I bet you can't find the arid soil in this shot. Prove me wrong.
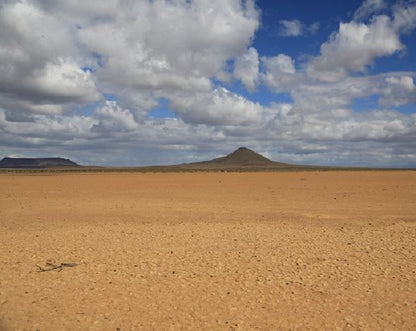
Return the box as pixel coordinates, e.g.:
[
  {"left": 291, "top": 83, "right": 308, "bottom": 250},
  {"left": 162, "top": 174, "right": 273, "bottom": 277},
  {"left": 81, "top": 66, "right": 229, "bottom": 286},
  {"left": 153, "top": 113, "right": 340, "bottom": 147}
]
[{"left": 0, "top": 171, "right": 415, "bottom": 330}]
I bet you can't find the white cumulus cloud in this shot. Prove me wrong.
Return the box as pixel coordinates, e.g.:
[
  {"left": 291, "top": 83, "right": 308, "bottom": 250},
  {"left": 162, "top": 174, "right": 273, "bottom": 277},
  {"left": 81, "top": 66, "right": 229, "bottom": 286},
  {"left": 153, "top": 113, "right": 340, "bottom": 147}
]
[
  {"left": 307, "top": 15, "right": 404, "bottom": 81},
  {"left": 379, "top": 75, "right": 416, "bottom": 107},
  {"left": 354, "top": 0, "right": 388, "bottom": 21},
  {"left": 261, "top": 54, "right": 296, "bottom": 91},
  {"left": 0, "top": 1, "right": 100, "bottom": 114},
  {"left": 278, "top": 19, "right": 320, "bottom": 37},
  {"left": 233, "top": 47, "right": 260, "bottom": 91},
  {"left": 169, "top": 87, "right": 266, "bottom": 126},
  {"left": 279, "top": 19, "right": 303, "bottom": 37}
]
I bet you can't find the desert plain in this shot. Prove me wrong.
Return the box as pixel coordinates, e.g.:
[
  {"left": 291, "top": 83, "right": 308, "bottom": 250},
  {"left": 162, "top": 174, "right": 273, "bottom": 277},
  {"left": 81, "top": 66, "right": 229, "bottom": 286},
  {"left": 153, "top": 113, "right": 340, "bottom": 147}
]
[{"left": 0, "top": 171, "right": 415, "bottom": 330}]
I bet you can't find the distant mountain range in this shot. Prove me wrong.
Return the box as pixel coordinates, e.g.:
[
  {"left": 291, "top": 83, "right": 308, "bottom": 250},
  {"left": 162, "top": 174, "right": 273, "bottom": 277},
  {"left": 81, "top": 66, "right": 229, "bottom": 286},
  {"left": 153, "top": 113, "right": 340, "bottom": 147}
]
[
  {"left": 1, "top": 148, "right": 412, "bottom": 171},
  {"left": 0, "top": 148, "right": 297, "bottom": 170},
  {"left": 0, "top": 157, "right": 79, "bottom": 168}
]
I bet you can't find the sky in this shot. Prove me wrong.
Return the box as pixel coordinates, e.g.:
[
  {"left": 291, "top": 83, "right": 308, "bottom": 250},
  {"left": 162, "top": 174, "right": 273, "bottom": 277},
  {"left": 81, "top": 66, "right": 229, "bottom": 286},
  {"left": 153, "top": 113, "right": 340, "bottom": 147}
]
[{"left": 0, "top": 0, "right": 415, "bottom": 167}]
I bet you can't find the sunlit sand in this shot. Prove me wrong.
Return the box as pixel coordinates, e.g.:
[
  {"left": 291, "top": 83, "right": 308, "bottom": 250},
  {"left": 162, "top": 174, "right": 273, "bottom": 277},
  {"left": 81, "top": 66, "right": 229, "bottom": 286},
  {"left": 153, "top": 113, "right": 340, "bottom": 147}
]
[{"left": 0, "top": 171, "right": 415, "bottom": 329}]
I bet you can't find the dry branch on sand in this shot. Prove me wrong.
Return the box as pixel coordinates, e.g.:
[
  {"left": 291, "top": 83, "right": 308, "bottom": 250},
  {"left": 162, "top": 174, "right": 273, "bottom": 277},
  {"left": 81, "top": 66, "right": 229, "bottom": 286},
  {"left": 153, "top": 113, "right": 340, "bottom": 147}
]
[{"left": 36, "top": 261, "right": 77, "bottom": 272}]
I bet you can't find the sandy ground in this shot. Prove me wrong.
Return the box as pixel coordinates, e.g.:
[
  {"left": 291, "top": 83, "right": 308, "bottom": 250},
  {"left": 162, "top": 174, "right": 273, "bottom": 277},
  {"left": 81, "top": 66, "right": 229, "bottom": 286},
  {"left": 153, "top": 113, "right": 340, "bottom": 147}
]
[{"left": 0, "top": 171, "right": 415, "bottom": 330}]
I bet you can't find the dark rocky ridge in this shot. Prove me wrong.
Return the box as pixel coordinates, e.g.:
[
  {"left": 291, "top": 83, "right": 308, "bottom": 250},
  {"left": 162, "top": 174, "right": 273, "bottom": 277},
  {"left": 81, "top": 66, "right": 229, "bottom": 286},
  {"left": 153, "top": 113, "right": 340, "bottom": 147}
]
[{"left": 0, "top": 157, "right": 79, "bottom": 168}]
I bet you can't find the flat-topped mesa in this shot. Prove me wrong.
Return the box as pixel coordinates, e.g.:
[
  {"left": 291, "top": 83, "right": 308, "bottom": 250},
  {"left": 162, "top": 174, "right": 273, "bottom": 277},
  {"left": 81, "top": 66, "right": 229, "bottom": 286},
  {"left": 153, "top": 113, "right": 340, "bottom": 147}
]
[{"left": 0, "top": 157, "right": 79, "bottom": 168}]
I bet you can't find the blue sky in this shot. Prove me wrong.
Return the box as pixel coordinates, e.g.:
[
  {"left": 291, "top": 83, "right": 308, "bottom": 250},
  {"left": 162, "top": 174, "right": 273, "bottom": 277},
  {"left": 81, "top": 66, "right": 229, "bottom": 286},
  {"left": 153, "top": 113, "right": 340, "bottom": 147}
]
[
  {"left": 246, "top": 0, "right": 415, "bottom": 112},
  {"left": 0, "top": 0, "right": 415, "bottom": 167}
]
